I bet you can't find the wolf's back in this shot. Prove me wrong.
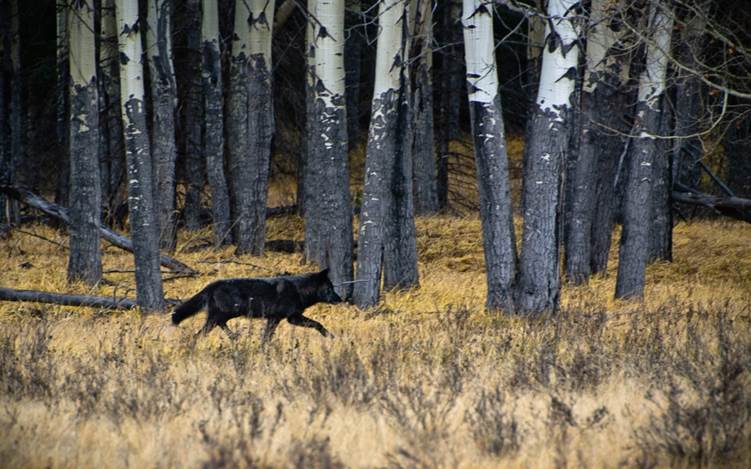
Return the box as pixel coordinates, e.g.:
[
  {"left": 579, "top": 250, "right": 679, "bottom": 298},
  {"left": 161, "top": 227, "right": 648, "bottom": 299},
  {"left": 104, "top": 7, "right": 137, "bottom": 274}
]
[{"left": 172, "top": 287, "right": 209, "bottom": 325}]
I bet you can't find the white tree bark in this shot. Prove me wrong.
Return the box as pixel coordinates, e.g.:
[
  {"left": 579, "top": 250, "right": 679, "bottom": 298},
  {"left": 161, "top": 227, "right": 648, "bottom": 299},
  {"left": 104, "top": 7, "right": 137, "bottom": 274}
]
[
  {"left": 516, "top": 0, "right": 580, "bottom": 314},
  {"left": 463, "top": 0, "right": 517, "bottom": 311},
  {"left": 115, "top": 0, "right": 165, "bottom": 311},
  {"left": 535, "top": 0, "right": 580, "bottom": 120},
  {"left": 304, "top": 0, "right": 354, "bottom": 298},
  {"left": 354, "top": 0, "right": 418, "bottom": 307}
]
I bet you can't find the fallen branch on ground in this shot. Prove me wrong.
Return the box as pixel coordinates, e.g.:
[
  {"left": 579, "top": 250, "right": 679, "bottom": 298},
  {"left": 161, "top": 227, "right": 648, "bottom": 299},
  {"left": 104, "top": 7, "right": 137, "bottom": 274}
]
[
  {"left": 671, "top": 190, "right": 751, "bottom": 223},
  {"left": 0, "top": 185, "right": 197, "bottom": 274},
  {"left": 0, "top": 287, "right": 138, "bottom": 310},
  {"left": 0, "top": 287, "right": 182, "bottom": 309}
]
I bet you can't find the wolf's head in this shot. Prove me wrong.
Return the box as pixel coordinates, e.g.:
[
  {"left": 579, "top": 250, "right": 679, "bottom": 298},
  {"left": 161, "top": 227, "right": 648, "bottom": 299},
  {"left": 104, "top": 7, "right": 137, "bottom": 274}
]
[{"left": 316, "top": 269, "right": 343, "bottom": 304}]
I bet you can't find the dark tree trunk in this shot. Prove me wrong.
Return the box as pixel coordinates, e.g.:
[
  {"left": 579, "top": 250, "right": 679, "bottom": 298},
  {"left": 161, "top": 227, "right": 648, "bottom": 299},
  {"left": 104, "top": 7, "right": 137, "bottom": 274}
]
[
  {"left": 615, "top": 1, "right": 673, "bottom": 300},
  {"left": 99, "top": 0, "right": 126, "bottom": 227},
  {"left": 353, "top": 93, "right": 393, "bottom": 307},
  {"left": 201, "top": 8, "right": 232, "bottom": 247},
  {"left": 517, "top": 107, "right": 569, "bottom": 312},
  {"left": 67, "top": 2, "right": 102, "bottom": 286},
  {"left": 0, "top": 1, "right": 9, "bottom": 228},
  {"left": 146, "top": 0, "right": 178, "bottom": 251},
  {"left": 54, "top": 0, "right": 70, "bottom": 209},
  {"left": 589, "top": 134, "right": 630, "bottom": 275},
  {"left": 300, "top": 17, "right": 315, "bottom": 218},
  {"left": 181, "top": 0, "right": 205, "bottom": 230},
  {"left": 672, "top": 5, "right": 706, "bottom": 190},
  {"left": 470, "top": 98, "right": 517, "bottom": 310},
  {"left": 226, "top": 33, "right": 253, "bottom": 251},
  {"left": 726, "top": 110, "right": 751, "bottom": 198},
  {"left": 411, "top": 0, "right": 439, "bottom": 215},
  {"left": 305, "top": 95, "right": 353, "bottom": 296},
  {"left": 228, "top": 1, "right": 275, "bottom": 256},
  {"left": 615, "top": 102, "right": 662, "bottom": 298},
  {"left": 6, "top": 0, "right": 21, "bottom": 225},
  {"left": 242, "top": 55, "right": 274, "bottom": 253},
  {"left": 345, "top": 0, "right": 363, "bottom": 147},
  {"left": 382, "top": 86, "right": 418, "bottom": 292},
  {"left": 436, "top": 0, "right": 463, "bottom": 210},
  {"left": 649, "top": 93, "right": 673, "bottom": 262},
  {"left": 565, "top": 0, "right": 632, "bottom": 283}
]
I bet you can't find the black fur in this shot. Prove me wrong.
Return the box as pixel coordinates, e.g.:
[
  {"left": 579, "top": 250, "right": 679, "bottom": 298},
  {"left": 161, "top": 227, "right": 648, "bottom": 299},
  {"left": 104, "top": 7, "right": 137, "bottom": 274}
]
[{"left": 172, "top": 269, "right": 342, "bottom": 340}]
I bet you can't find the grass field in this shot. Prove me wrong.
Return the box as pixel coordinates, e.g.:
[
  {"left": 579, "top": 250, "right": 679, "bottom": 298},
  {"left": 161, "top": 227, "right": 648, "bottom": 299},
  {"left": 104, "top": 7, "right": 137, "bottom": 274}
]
[{"left": 1, "top": 212, "right": 750, "bottom": 468}]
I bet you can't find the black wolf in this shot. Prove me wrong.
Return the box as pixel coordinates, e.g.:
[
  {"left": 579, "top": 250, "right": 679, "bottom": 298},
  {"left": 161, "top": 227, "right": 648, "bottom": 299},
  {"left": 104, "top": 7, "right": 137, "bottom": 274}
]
[{"left": 171, "top": 269, "right": 342, "bottom": 341}]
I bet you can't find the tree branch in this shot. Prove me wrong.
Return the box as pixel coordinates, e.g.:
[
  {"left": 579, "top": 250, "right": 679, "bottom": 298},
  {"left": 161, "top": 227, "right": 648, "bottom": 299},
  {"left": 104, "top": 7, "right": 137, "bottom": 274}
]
[{"left": 0, "top": 185, "right": 197, "bottom": 275}]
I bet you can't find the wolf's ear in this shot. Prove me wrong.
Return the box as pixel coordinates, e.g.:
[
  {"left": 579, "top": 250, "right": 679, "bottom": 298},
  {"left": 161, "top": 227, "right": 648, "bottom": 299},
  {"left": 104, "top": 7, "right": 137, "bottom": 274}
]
[{"left": 320, "top": 268, "right": 330, "bottom": 277}]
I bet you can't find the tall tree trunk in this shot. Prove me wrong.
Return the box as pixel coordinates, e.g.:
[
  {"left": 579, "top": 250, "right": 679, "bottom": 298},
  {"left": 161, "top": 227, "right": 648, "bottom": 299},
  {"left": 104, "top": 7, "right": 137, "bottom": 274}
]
[
  {"left": 0, "top": 0, "right": 10, "bottom": 227},
  {"left": 565, "top": 0, "right": 631, "bottom": 283},
  {"left": 726, "top": 108, "right": 751, "bottom": 198},
  {"left": 649, "top": 92, "right": 673, "bottom": 262},
  {"left": 412, "top": 0, "right": 439, "bottom": 215},
  {"left": 6, "top": 0, "right": 21, "bottom": 225},
  {"left": 353, "top": 0, "right": 419, "bottom": 307},
  {"left": 146, "top": 0, "right": 178, "bottom": 251},
  {"left": 54, "top": 0, "right": 70, "bottom": 209},
  {"left": 182, "top": 0, "right": 205, "bottom": 230},
  {"left": 228, "top": 0, "right": 275, "bottom": 255},
  {"left": 672, "top": 2, "right": 707, "bottom": 190},
  {"left": 99, "top": 0, "right": 126, "bottom": 226},
  {"left": 303, "top": 0, "right": 353, "bottom": 299},
  {"left": 516, "top": 0, "right": 580, "bottom": 314},
  {"left": 300, "top": 9, "right": 316, "bottom": 218},
  {"left": 525, "top": 1, "right": 545, "bottom": 107},
  {"left": 201, "top": 0, "right": 232, "bottom": 246},
  {"left": 345, "top": 0, "right": 363, "bottom": 147},
  {"left": 463, "top": 0, "right": 517, "bottom": 311},
  {"left": 116, "top": 0, "right": 165, "bottom": 311},
  {"left": 67, "top": 0, "right": 102, "bottom": 286},
  {"left": 436, "top": 0, "right": 463, "bottom": 210},
  {"left": 615, "top": 0, "right": 673, "bottom": 300}
]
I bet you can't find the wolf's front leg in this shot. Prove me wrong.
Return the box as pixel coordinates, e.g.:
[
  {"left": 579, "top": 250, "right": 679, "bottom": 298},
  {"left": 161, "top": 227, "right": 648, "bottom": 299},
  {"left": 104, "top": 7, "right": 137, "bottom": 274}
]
[{"left": 287, "top": 315, "right": 334, "bottom": 338}]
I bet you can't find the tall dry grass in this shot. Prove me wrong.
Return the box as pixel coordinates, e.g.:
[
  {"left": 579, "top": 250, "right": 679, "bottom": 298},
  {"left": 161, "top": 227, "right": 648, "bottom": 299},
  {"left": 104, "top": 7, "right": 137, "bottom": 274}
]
[{"left": 1, "top": 213, "right": 750, "bottom": 468}]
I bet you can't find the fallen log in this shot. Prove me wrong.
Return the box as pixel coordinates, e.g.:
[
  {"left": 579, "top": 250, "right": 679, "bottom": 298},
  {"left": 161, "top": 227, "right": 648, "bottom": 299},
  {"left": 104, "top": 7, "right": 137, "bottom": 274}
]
[
  {"left": 671, "top": 191, "right": 751, "bottom": 223},
  {"left": 0, "top": 287, "right": 182, "bottom": 310},
  {"left": 0, "top": 185, "right": 197, "bottom": 274},
  {"left": 0, "top": 287, "right": 137, "bottom": 310}
]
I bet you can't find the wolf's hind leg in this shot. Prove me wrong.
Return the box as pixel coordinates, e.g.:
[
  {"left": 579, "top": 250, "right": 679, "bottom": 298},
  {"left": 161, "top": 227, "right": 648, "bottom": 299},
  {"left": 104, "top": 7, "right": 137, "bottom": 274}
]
[
  {"left": 219, "top": 322, "right": 238, "bottom": 341},
  {"left": 287, "top": 315, "right": 333, "bottom": 338},
  {"left": 197, "top": 319, "right": 217, "bottom": 336},
  {"left": 261, "top": 317, "right": 282, "bottom": 343}
]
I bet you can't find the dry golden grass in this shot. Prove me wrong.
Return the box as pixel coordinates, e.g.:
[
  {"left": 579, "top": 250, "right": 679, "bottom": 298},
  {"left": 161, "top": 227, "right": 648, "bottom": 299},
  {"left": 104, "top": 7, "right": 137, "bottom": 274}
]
[{"left": 1, "top": 211, "right": 750, "bottom": 468}]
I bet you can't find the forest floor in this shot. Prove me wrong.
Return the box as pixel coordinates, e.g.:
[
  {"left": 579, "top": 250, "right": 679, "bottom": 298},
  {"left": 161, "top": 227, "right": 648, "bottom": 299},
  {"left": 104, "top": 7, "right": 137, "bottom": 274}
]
[{"left": 1, "top": 212, "right": 750, "bottom": 468}]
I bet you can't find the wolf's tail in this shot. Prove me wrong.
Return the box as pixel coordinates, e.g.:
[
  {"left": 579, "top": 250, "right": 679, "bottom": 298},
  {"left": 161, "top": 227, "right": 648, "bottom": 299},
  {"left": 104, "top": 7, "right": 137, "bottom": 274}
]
[{"left": 172, "top": 288, "right": 209, "bottom": 325}]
